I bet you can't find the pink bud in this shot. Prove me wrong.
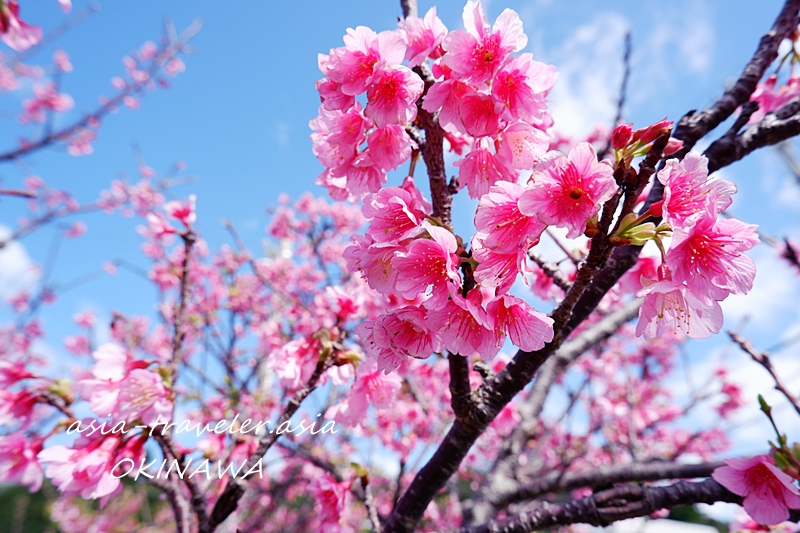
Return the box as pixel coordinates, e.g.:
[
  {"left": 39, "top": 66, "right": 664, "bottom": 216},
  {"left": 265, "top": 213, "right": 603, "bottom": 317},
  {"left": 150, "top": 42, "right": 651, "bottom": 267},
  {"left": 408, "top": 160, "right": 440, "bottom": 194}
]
[
  {"left": 663, "top": 137, "right": 684, "bottom": 155},
  {"left": 649, "top": 200, "right": 664, "bottom": 218},
  {"left": 632, "top": 118, "right": 673, "bottom": 145},
  {"left": 610, "top": 124, "right": 633, "bottom": 150}
]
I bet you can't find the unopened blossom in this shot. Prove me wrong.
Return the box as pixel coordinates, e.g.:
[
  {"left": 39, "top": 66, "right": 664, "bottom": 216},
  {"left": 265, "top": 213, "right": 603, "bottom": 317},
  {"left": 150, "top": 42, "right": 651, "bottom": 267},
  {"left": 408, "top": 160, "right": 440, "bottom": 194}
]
[
  {"left": 323, "top": 26, "right": 406, "bottom": 96},
  {"left": 365, "top": 65, "right": 424, "bottom": 127},
  {"left": 356, "top": 306, "right": 441, "bottom": 373},
  {"left": 393, "top": 223, "right": 462, "bottom": 309},
  {"left": 398, "top": 6, "right": 448, "bottom": 67},
  {"left": 518, "top": 142, "right": 616, "bottom": 238},
  {"left": 441, "top": 0, "right": 527, "bottom": 84},
  {"left": 491, "top": 54, "right": 557, "bottom": 124},
  {"left": 657, "top": 152, "right": 736, "bottom": 227},
  {"left": 362, "top": 183, "right": 428, "bottom": 243},
  {"left": 713, "top": 455, "right": 800, "bottom": 525},
  {"left": 454, "top": 144, "right": 515, "bottom": 199},
  {"left": 487, "top": 294, "right": 554, "bottom": 351},
  {"left": 474, "top": 181, "right": 546, "bottom": 253},
  {"left": 0, "top": 1, "right": 42, "bottom": 52},
  {"left": 0, "top": 434, "right": 43, "bottom": 492},
  {"left": 667, "top": 214, "right": 759, "bottom": 301}
]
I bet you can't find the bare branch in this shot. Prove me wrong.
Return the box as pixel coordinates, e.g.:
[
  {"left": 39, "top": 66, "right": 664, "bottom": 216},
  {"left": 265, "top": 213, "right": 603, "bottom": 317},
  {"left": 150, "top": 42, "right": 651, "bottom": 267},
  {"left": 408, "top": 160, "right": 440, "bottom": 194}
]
[
  {"left": 455, "top": 479, "right": 740, "bottom": 533},
  {"left": 449, "top": 352, "right": 474, "bottom": 419},
  {"left": 729, "top": 331, "right": 800, "bottom": 417},
  {"left": 493, "top": 461, "right": 723, "bottom": 509}
]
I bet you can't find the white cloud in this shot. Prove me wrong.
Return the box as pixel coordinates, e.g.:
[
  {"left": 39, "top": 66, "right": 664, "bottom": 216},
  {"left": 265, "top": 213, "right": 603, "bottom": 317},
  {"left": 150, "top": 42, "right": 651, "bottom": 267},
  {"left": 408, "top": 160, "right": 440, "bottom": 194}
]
[
  {"left": 0, "top": 225, "right": 39, "bottom": 300},
  {"left": 543, "top": 12, "right": 630, "bottom": 138}
]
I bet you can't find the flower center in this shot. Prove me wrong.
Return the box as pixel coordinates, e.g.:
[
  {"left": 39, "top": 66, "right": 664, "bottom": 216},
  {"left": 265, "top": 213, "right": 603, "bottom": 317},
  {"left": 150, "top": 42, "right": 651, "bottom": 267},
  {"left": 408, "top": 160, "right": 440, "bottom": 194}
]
[{"left": 569, "top": 187, "right": 583, "bottom": 200}]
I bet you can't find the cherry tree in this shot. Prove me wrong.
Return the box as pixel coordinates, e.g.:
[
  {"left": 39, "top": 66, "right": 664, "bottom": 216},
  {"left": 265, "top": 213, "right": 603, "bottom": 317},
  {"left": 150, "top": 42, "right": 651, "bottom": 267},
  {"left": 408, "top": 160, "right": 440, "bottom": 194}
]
[{"left": 2, "top": 0, "right": 800, "bottom": 532}]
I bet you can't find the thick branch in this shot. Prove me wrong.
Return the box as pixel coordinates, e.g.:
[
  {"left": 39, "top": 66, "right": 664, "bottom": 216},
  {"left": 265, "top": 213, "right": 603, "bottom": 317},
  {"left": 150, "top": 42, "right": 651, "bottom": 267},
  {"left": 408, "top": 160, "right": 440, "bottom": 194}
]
[
  {"left": 455, "top": 479, "right": 739, "bottom": 533},
  {"left": 449, "top": 352, "right": 474, "bottom": 419},
  {"left": 493, "top": 461, "right": 722, "bottom": 509},
  {"left": 706, "top": 98, "right": 800, "bottom": 172}
]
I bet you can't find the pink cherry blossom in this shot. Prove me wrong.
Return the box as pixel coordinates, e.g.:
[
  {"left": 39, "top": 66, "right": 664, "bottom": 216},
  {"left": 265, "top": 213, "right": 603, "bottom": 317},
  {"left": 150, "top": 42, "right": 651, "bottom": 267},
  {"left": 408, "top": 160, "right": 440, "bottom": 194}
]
[
  {"left": 323, "top": 27, "right": 406, "bottom": 96},
  {"left": 0, "top": 360, "right": 35, "bottom": 387},
  {"left": 425, "top": 290, "right": 504, "bottom": 359},
  {"left": 496, "top": 121, "right": 550, "bottom": 171},
  {"left": 344, "top": 234, "right": 403, "bottom": 294},
  {"left": 327, "top": 358, "right": 402, "bottom": 425},
  {"left": 0, "top": 434, "right": 43, "bottom": 492},
  {"left": 344, "top": 156, "right": 387, "bottom": 195},
  {"left": 0, "top": 389, "right": 39, "bottom": 429},
  {"left": 491, "top": 54, "right": 557, "bottom": 124},
  {"left": 365, "top": 65, "right": 423, "bottom": 127},
  {"left": 421, "top": 78, "right": 472, "bottom": 133},
  {"left": 356, "top": 306, "right": 441, "bottom": 373},
  {"left": 393, "top": 223, "right": 462, "bottom": 309},
  {"left": 0, "top": 1, "right": 42, "bottom": 52},
  {"left": 366, "top": 124, "right": 416, "bottom": 171},
  {"left": 441, "top": 0, "right": 527, "bottom": 84},
  {"left": 667, "top": 214, "right": 759, "bottom": 301},
  {"left": 518, "top": 142, "right": 617, "bottom": 238},
  {"left": 657, "top": 152, "right": 736, "bottom": 227},
  {"left": 114, "top": 369, "right": 173, "bottom": 425},
  {"left": 713, "top": 455, "right": 800, "bottom": 525},
  {"left": 398, "top": 6, "right": 448, "bottom": 67},
  {"left": 362, "top": 183, "right": 428, "bottom": 243},
  {"left": 474, "top": 180, "right": 545, "bottom": 253},
  {"left": 458, "top": 93, "right": 503, "bottom": 137},
  {"left": 58, "top": 0, "right": 72, "bottom": 13},
  {"left": 472, "top": 235, "right": 528, "bottom": 294},
  {"left": 310, "top": 473, "right": 353, "bottom": 525},
  {"left": 164, "top": 195, "right": 197, "bottom": 227},
  {"left": 454, "top": 143, "right": 515, "bottom": 199},
  {"left": 635, "top": 272, "right": 723, "bottom": 339},
  {"left": 20, "top": 83, "right": 74, "bottom": 124},
  {"left": 487, "top": 294, "right": 554, "bottom": 351}
]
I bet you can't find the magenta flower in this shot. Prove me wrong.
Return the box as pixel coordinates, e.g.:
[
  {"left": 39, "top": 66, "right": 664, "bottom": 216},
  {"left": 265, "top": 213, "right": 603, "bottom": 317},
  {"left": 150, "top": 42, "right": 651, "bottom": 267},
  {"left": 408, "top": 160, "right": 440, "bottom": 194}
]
[
  {"left": 115, "top": 369, "right": 173, "bottom": 425},
  {"left": 343, "top": 234, "right": 403, "bottom": 294},
  {"left": 398, "top": 6, "right": 448, "bottom": 67},
  {"left": 365, "top": 65, "right": 423, "bottom": 127},
  {"left": 487, "top": 294, "right": 554, "bottom": 352},
  {"left": 324, "top": 26, "right": 405, "bottom": 96},
  {"left": 363, "top": 184, "right": 428, "bottom": 243},
  {"left": 164, "top": 194, "right": 197, "bottom": 227},
  {"left": 422, "top": 78, "right": 472, "bottom": 133},
  {"left": 425, "top": 290, "right": 504, "bottom": 359},
  {"left": 518, "top": 142, "right": 616, "bottom": 238},
  {"left": 0, "top": 434, "right": 43, "bottom": 492},
  {"left": 491, "top": 54, "right": 557, "bottom": 124},
  {"left": 441, "top": 0, "right": 527, "bottom": 84},
  {"left": 657, "top": 152, "right": 736, "bottom": 227},
  {"left": 393, "top": 223, "right": 462, "bottom": 309},
  {"left": 712, "top": 455, "right": 800, "bottom": 525},
  {"left": 474, "top": 181, "right": 545, "bottom": 254},
  {"left": 667, "top": 214, "right": 759, "bottom": 301},
  {"left": 366, "top": 124, "right": 416, "bottom": 171},
  {"left": 356, "top": 306, "right": 441, "bottom": 373},
  {"left": 472, "top": 236, "right": 528, "bottom": 294},
  {"left": 310, "top": 473, "right": 353, "bottom": 525},
  {"left": 458, "top": 93, "right": 503, "bottom": 137},
  {"left": 454, "top": 145, "right": 515, "bottom": 199}
]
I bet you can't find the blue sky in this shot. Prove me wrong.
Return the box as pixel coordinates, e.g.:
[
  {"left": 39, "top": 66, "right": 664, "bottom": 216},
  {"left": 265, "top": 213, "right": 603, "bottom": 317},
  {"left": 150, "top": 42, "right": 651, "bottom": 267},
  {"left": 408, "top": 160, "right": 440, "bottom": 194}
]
[{"left": 2, "top": 0, "right": 800, "bottom": 517}]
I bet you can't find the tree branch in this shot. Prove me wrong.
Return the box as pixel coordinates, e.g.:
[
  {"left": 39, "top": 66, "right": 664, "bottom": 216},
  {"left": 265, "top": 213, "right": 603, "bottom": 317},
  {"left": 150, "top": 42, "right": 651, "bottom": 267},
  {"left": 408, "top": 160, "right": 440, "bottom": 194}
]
[
  {"left": 493, "top": 461, "right": 723, "bottom": 509},
  {"left": 729, "top": 331, "right": 800, "bottom": 417},
  {"left": 455, "top": 479, "right": 739, "bottom": 533}
]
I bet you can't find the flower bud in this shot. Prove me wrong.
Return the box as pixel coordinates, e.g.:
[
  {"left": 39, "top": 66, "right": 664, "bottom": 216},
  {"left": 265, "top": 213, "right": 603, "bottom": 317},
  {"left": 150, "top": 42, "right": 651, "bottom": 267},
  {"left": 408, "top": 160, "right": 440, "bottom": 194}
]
[
  {"left": 632, "top": 118, "right": 673, "bottom": 145},
  {"left": 663, "top": 138, "right": 684, "bottom": 155},
  {"left": 610, "top": 123, "right": 633, "bottom": 150}
]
